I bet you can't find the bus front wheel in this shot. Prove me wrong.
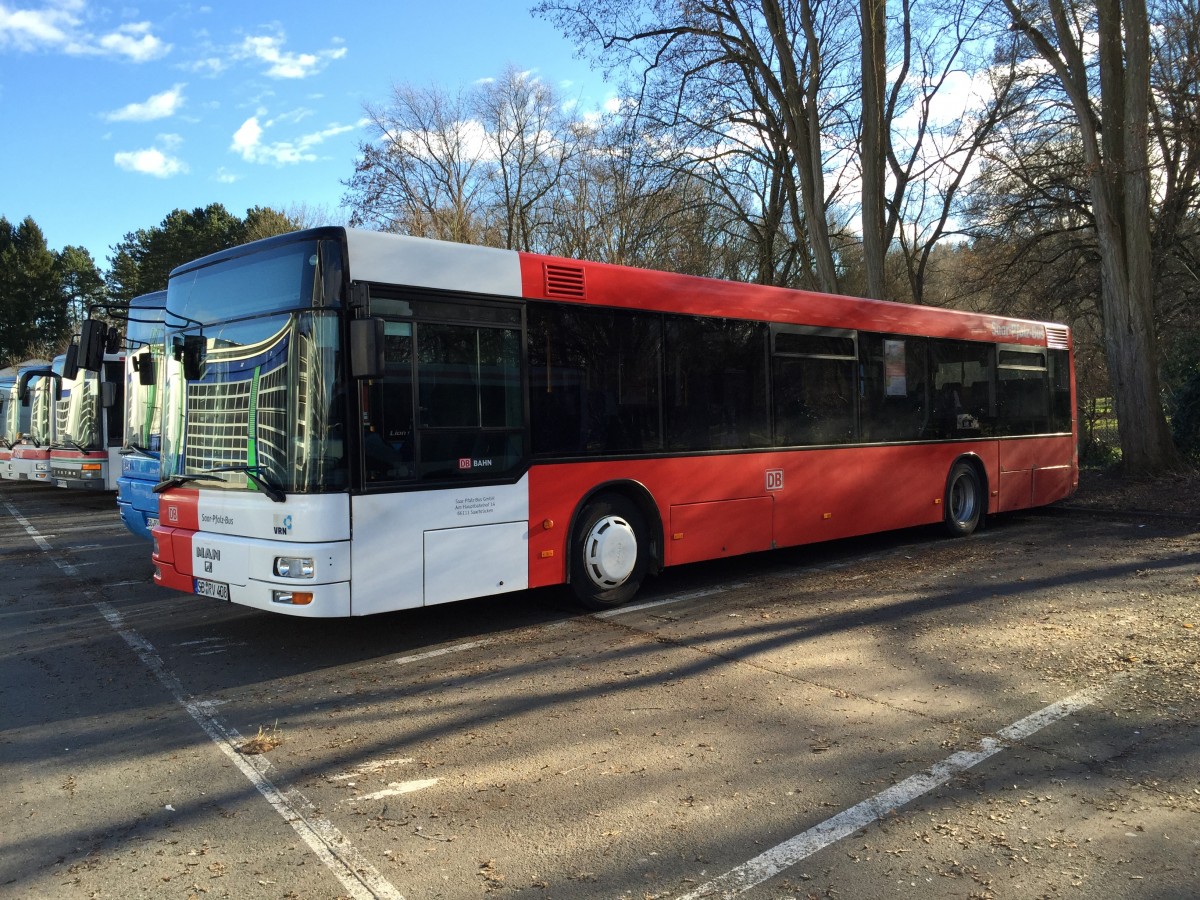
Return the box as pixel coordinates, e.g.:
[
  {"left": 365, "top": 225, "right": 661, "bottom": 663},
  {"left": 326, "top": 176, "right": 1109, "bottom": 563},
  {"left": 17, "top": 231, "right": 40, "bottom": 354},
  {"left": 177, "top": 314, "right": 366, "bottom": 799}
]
[
  {"left": 944, "top": 461, "right": 983, "bottom": 537},
  {"left": 570, "top": 494, "right": 649, "bottom": 610}
]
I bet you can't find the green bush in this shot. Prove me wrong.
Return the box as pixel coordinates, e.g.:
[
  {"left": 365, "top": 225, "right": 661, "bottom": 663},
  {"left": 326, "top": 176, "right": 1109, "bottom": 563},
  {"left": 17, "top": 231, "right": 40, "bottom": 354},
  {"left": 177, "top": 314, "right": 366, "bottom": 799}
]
[
  {"left": 1080, "top": 437, "right": 1121, "bottom": 469},
  {"left": 1171, "top": 367, "right": 1200, "bottom": 464}
]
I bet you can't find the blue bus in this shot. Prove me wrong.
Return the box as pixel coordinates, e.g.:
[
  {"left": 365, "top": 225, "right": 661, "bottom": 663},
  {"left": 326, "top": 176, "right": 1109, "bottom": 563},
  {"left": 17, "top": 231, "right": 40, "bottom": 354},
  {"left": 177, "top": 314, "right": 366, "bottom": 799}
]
[{"left": 116, "top": 292, "right": 168, "bottom": 539}]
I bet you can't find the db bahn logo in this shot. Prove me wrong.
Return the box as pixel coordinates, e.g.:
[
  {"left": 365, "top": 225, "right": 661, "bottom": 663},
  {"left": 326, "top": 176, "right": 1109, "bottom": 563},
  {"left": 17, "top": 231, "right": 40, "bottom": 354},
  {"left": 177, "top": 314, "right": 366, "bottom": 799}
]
[
  {"left": 459, "top": 458, "right": 494, "bottom": 470},
  {"left": 167, "top": 505, "right": 179, "bottom": 523}
]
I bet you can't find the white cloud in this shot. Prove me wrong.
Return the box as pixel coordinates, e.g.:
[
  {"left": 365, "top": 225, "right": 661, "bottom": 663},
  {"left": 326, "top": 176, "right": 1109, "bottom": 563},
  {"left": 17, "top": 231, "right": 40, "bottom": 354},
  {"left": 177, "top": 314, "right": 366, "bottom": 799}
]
[
  {"left": 0, "top": 2, "right": 170, "bottom": 61},
  {"left": 105, "top": 84, "right": 185, "bottom": 122},
  {"left": 114, "top": 144, "right": 188, "bottom": 178},
  {"left": 230, "top": 111, "right": 354, "bottom": 166},
  {"left": 0, "top": 0, "right": 79, "bottom": 51},
  {"left": 237, "top": 31, "right": 345, "bottom": 79},
  {"left": 231, "top": 115, "right": 263, "bottom": 156},
  {"left": 93, "top": 21, "right": 169, "bottom": 62}
]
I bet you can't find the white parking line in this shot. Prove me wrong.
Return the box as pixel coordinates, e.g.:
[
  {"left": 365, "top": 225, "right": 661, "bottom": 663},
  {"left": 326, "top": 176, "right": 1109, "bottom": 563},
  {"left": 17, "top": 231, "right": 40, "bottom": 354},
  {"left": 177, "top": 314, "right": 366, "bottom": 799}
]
[
  {"left": 4, "top": 498, "right": 406, "bottom": 900},
  {"left": 392, "top": 637, "right": 496, "bottom": 664},
  {"left": 676, "top": 680, "right": 1114, "bottom": 899},
  {"left": 349, "top": 779, "right": 440, "bottom": 802}
]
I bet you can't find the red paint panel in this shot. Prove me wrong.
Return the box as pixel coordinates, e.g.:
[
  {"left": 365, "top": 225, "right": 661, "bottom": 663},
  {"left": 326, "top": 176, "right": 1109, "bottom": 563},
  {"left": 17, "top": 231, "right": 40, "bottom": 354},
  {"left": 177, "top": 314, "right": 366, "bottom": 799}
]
[
  {"left": 1033, "top": 465, "right": 1074, "bottom": 506},
  {"left": 151, "top": 525, "right": 176, "bottom": 566},
  {"left": 518, "top": 253, "right": 1054, "bottom": 347},
  {"left": 49, "top": 449, "right": 106, "bottom": 461},
  {"left": 151, "top": 525, "right": 194, "bottom": 591},
  {"left": 669, "top": 497, "right": 773, "bottom": 566},
  {"left": 158, "top": 488, "right": 200, "bottom": 531},
  {"left": 998, "top": 469, "right": 1033, "bottom": 512},
  {"left": 526, "top": 442, "right": 1010, "bottom": 588}
]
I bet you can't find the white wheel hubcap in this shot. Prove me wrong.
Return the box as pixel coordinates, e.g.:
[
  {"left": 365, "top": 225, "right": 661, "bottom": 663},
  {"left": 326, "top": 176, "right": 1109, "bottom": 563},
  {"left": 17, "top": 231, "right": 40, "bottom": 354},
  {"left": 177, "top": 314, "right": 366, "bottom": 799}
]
[{"left": 583, "top": 515, "right": 637, "bottom": 589}]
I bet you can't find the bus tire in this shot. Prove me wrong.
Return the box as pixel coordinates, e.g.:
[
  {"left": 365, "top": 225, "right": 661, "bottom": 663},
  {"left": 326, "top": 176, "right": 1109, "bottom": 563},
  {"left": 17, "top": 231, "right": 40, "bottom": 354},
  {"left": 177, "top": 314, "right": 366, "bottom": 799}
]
[
  {"left": 570, "top": 494, "right": 649, "bottom": 610},
  {"left": 944, "top": 460, "right": 983, "bottom": 537}
]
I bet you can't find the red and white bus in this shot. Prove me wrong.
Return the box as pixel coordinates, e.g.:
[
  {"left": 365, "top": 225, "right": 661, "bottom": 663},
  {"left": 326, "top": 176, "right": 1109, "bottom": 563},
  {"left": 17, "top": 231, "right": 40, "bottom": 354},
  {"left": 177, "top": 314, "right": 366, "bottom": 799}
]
[
  {"left": 151, "top": 228, "right": 1076, "bottom": 617},
  {"left": 51, "top": 349, "right": 126, "bottom": 491}
]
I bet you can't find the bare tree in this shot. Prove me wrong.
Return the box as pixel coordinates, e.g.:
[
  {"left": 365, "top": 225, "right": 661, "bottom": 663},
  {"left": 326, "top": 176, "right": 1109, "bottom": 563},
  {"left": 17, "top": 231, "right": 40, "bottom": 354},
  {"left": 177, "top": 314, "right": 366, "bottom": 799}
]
[
  {"left": 536, "top": 0, "right": 857, "bottom": 291},
  {"left": 346, "top": 84, "right": 486, "bottom": 242},
  {"left": 473, "top": 66, "right": 578, "bottom": 251}
]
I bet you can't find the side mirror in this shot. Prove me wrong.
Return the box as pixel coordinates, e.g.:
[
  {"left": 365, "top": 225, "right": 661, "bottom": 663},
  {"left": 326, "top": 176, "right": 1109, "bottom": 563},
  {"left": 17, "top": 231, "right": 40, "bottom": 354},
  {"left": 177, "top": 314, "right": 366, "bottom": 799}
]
[
  {"left": 105, "top": 327, "right": 122, "bottom": 355},
  {"left": 135, "top": 354, "right": 157, "bottom": 386},
  {"left": 350, "top": 317, "right": 386, "bottom": 378},
  {"left": 182, "top": 334, "right": 206, "bottom": 381},
  {"left": 18, "top": 370, "right": 46, "bottom": 404},
  {"left": 79, "top": 319, "right": 108, "bottom": 371},
  {"left": 63, "top": 343, "right": 80, "bottom": 381}
]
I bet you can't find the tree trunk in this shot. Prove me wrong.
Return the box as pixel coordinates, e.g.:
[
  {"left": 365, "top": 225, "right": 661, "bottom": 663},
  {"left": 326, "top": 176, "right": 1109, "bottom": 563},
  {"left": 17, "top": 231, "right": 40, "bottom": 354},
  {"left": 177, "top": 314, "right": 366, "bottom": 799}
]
[
  {"left": 1006, "top": 0, "right": 1181, "bottom": 473},
  {"left": 860, "top": 0, "right": 887, "bottom": 300}
]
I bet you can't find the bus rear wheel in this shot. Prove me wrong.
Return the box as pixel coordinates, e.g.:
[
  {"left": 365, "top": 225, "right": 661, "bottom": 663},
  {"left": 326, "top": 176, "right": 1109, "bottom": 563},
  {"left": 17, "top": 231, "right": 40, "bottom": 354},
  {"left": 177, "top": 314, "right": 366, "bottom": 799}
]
[
  {"left": 944, "top": 461, "right": 983, "bottom": 537},
  {"left": 570, "top": 494, "right": 649, "bottom": 611}
]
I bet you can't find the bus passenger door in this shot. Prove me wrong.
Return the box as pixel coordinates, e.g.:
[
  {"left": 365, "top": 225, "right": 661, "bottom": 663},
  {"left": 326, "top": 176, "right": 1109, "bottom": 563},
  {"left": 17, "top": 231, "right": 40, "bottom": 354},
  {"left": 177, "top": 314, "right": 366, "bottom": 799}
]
[{"left": 349, "top": 302, "right": 529, "bottom": 615}]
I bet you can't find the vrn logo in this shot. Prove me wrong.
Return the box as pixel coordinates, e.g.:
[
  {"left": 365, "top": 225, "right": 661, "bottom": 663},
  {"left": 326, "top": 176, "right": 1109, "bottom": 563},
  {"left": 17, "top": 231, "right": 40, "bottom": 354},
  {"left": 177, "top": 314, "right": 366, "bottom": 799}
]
[{"left": 273, "top": 514, "right": 293, "bottom": 536}]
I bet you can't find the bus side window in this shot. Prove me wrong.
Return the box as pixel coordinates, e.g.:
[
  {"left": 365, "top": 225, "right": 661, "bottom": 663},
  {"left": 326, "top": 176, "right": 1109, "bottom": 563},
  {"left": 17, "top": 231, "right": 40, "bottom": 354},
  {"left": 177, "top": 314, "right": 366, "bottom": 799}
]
[
  {"left": 859, "top": 335, "right": 927, "bottom": 442},
  {"left": 363, "top": 321, "right": 415, "bottom": 482},
  {"left": 772, "top": 356, "right": 855, "bottom": 446}
]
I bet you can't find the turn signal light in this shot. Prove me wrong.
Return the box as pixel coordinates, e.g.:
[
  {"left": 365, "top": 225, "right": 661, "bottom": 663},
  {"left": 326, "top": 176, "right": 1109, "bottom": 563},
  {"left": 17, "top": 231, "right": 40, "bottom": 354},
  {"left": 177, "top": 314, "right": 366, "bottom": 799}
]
[{"left": 272, "top": 590, "right": 314, "bottom": 606}]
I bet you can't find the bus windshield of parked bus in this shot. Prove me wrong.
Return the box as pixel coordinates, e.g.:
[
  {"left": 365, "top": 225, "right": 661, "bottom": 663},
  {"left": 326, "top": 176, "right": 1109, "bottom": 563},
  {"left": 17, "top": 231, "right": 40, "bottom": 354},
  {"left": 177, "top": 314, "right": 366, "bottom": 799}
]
[
  {"left": 60, "top": 369, "right": 99, "bottom": 450},
  {"left": 160, "top": 238, "right": 347, "bottom": 495},
  {"left": 126, "top": 345, "right": 162, "bottom": 453}
]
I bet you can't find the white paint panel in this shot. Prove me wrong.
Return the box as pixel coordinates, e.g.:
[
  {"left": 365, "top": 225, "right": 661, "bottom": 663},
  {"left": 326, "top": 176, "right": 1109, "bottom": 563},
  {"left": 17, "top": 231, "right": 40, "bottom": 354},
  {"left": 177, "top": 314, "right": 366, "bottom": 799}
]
[
  {"left": 190, "top": 534, "right": 251, "bottom": 586},
  {"left": 349, "top": 476, "right": 529, "bottom": 616},
  {"left": 343, "top": 229, "right": 522, "bottom": 297},
  {"left": 424, "top": 522, "right": 528, "bottom": 605},
  {"left": 194, "top": 492, "right": 350, "bottom": 542},
  {"left": 190, "top": 531, "right": 351, "bottom": 589}
]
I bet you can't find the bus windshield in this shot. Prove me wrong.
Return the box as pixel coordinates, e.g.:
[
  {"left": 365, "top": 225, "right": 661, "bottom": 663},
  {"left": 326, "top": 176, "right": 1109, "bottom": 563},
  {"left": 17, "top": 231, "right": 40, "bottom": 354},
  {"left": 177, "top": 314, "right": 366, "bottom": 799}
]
[
  {"left": 2, "top": 382, "right": 18, "bottom": 441},
  {"left": 29, "top": 377, "right": 55, "bottom": 445},
  {"left": 160, "top": 310, "right": 347, "bottom": 494},
  {"left": 61, "top": 369, "right": 100, "bottom": 449},
  {"left": 161, "top": 238, "right": 347, "bottom": 495}
]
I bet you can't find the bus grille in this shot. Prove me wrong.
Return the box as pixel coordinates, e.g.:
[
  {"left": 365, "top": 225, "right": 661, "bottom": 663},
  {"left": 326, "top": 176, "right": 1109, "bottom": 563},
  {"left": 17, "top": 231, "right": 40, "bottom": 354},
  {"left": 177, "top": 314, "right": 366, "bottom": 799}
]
[{"left": 544, "top": 263, "right": 586, "bottom": 299}]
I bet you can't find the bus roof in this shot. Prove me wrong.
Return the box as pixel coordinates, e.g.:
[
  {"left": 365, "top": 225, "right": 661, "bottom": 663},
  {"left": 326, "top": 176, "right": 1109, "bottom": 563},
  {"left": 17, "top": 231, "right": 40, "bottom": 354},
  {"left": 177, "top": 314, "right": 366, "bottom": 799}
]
[{"left": 169, "top": 228, "right": 1067, "bottom": 350}]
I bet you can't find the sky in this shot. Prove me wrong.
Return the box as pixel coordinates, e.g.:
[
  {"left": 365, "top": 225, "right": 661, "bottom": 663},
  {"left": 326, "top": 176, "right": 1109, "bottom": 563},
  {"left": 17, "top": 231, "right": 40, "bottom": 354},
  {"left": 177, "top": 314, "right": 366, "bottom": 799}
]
[{"left": 0, "top": 0, "right": 615, "bottom": 270}]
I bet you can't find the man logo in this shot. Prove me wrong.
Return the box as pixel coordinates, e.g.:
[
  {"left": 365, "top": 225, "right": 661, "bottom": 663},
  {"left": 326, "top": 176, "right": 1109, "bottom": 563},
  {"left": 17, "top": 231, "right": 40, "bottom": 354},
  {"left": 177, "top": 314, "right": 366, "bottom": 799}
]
[{"left": 273, "top": 514, "right": 293, "bottom": 536}]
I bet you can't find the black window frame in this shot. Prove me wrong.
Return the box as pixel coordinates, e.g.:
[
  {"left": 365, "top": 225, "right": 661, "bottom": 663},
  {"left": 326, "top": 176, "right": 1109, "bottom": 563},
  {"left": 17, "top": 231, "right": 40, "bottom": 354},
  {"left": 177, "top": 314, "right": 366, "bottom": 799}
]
[{"left": 358, "top": 286, "right": 528, "bottom": 490}]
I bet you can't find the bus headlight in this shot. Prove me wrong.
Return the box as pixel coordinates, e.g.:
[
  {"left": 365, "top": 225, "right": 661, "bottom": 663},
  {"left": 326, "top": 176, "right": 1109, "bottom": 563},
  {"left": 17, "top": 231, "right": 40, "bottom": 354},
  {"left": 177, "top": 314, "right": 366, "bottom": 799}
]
[{"left": 274, "top": 556, "right": 314, "bottom": 578}]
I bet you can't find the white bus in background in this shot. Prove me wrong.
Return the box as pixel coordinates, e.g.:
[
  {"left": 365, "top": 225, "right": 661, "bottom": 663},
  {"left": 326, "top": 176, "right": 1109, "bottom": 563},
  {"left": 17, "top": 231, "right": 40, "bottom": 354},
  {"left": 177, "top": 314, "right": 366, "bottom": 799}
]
[{"left": 11, "top": 356, "right": 66, "bottom": 483}]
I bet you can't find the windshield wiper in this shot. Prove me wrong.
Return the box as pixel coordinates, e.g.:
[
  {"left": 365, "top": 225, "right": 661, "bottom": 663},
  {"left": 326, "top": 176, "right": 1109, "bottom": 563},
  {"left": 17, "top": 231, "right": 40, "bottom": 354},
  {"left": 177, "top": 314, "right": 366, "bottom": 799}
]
[
  {"left": 154, "top": 465, "right": 286, "bottom": 503},
  {"left": 153, "top": 472, "right": 223, "bottom": 493},
  {"left": 120, "top": 443, "right": 159, "bottom": 459},
  {"left": 206, "top": 465, "right": 287, "bottom": 503}
]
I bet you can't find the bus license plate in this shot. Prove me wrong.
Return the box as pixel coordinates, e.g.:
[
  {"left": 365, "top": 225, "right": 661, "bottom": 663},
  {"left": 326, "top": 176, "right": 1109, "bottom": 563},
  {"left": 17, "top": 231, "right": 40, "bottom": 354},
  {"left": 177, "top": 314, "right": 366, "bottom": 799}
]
[{"left": 194, "top": 578, "right": 230, "bottom": 601}]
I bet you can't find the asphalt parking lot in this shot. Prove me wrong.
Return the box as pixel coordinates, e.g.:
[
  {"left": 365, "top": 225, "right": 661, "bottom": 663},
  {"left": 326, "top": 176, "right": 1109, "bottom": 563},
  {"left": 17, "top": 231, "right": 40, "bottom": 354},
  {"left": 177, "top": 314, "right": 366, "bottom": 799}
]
[{"left": 2, "top": 480, "right": 1197, "bottom": 899}]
